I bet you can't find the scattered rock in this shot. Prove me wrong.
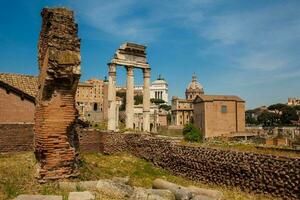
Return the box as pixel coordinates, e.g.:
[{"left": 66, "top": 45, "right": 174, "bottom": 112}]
[
  {"left": 130, "top": 187, "right": 175, "bottom": 200},
  {"left": 187, "top": 186, "right": 223, "bottom": 200},
  {"left": 14, "top": 195, "right": 62, "bottom": 200},
  {"left": 59, "top": 181, "right": 98, "bottom": 190},
  {"left": 96, "top": 179, "right": 133, "bottom": 198},
  {"left": 68, "top": 191, "right": 95, "bottom": 200},
  {"left": 153, "top": 179, "right": 223, "bottom": 200}
]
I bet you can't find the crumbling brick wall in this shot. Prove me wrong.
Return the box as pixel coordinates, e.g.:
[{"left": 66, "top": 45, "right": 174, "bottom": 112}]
[
  {"left": 96, "top": 131, "right": 300, "bottom": 199},
  {"left": 34, "top": 8, "right": 81, "bottom": 182}
]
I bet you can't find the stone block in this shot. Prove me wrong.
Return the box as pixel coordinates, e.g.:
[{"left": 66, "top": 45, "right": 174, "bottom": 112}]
[
  {"left": 130, "top": 187, "right": 175, "bottom": 200},
  {"left": 14, "top": 195, "right": 62, "bottom": 200},
  {"left": 68, "top": 191, "right": 95, "bottom": 200},
  {"left": 96, "top": 179, "right": 133, "bottom": 198}
]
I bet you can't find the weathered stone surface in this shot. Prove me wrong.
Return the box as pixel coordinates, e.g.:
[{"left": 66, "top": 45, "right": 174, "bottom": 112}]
[
  {"left": 96, "top": 179, "right": 133, "bottom": 198},
  {"left": 130, "top": 187, "right": 175, "bottom": 200},
  {"left": 112, "top": 176, "right": 130, "bottom": 185},
  {"left": 96, "top": 132, "right": 300, "bottom": 200},
  {"left": 59, "top": 181, "right": 98, "bottom": 191},
  {"left": 34, "top": 7, "right": 81, "bottom": 182},
  {"left": 14, "top": 195, "right": 62, "bottom": 200},
  {"left": 187, "top": 186, "right": 223, "bottom": 200},
  {"left": 68, "top": 191, "right": 95, "bottom": 200}
]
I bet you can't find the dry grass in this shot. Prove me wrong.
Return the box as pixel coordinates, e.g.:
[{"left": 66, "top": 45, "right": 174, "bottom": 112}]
[{"left": 0, "top": 152, "right": 282, "bottom": 200}]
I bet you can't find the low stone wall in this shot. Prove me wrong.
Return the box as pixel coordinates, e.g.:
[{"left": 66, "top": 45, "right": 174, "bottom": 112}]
[
  {"left": 97, "top": 131, "right": 300, "bottom": 199},
  {"left": 0, "top": 123, "right": 34, "bottom": 152},
  {"left": 78, "top": 128, "right": 101, "bottom": 152}
]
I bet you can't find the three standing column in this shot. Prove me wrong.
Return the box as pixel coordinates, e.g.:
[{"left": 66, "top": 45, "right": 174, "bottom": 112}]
[
  {"left": 108, "top": 63, "right": 117, "bottom": 131},
  {"left": 143, "top": 68, "right": 151, "bottom": 132},
  {"left": 126, "top": 66, "right": 134, "bottom": 129}
]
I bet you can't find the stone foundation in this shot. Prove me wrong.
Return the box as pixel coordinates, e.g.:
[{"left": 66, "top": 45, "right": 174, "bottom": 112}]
[
  {"left": 34, "top": 7, "right": 81, "bottom": 182},
  {"left": 92, "top": 131, "right": 299, "bottom": 199}
]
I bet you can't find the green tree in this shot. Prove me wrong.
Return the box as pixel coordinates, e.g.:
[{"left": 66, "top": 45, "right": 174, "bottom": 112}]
[
  {"left": 268, "top": 103, "right": 289, "bottom": 114},
  {"left": 182, "top": 124, "right": 203, "bottom": 142},
  {"left": 245, "top": 110, "right": 258, "bottom": 125},
  {"left": 257, "top": 111, "right": 279, "bottom": 127},
  {"left": 151, "top": 98, "right": 165, "bottom": 105},
  {"left": 293, "top": 105, "right": 300, "bottom": 111},
  {"left": 159, "top": 104, "right": 171, "bottom": 111},
  {"left": 134, "top": 94, "right": 143, "bottom": 105},
  {"left": 280, "top": 107, "right": 299, "bottom": 125},
  {"left": 116, "top": 91, "right": 126, "bottom": 111}
]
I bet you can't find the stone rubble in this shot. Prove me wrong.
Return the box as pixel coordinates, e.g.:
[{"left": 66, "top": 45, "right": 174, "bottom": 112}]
[{"left": 15, "top": 177, "right": 222, "bottom": 200}]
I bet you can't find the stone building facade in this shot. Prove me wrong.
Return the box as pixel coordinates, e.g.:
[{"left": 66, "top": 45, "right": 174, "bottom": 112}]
[
  {"left": 193, "top": 95, "right": 246, "bottom": 138},
  {"left": 0, "top": 73, "right": 37, "bottom": 123},
  {"left": 150, "top": 75, "right": 168, "bottom": 103},
  {"left": 76, "top": 79, "right": 108, "bottom": 123},
  {"left": 171, "top": 74, "right": 204, "bottom": 126}
]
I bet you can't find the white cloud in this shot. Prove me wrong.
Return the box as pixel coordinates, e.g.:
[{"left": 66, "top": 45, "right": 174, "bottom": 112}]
[
  {"left": 198, "top": 2, "right": 300, "bottom": 73},
  {"left": 69, "top": 0, "right": 217, "bottom": 42}
]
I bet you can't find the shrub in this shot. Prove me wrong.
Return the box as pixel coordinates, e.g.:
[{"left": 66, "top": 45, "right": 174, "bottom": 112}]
[{"left": 182, "top": 124, "right": 203, "bottom": 142}]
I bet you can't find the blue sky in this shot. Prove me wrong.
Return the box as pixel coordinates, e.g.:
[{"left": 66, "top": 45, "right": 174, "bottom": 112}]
[{"left": 0, "top": 0, "right": 299, "bottom": 109}]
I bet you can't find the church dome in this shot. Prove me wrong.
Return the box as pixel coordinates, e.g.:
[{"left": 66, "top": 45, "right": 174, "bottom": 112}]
[
  {"left": 186, "top": 74, "right": 203, "bottom": 91},
  {"left": 185, "top": 73, "right": 204, "bottom": 100}
]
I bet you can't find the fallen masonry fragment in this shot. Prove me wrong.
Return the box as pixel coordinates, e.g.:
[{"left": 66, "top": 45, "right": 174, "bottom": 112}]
[{"left": 34, "top": 7, "right": 81, "bottom": 182}]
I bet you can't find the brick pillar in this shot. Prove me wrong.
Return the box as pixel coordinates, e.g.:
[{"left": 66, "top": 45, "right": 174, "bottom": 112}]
[{"left": 34, "top": 8, "right": 81, "bottom": 182}]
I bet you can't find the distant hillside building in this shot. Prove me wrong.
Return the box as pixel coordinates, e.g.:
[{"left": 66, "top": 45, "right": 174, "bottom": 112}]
[
  {"left": 288, "top": 98, "right": 300, "bottom": 106},
  {"left": 171, "top": 74, "right": 204, "bottom": 126},
  {"left": 0, "top": 73, "right": 37, "bottom": 123},
  {"left": 194, "top": 95, "right": 246, "bottom": 138}
]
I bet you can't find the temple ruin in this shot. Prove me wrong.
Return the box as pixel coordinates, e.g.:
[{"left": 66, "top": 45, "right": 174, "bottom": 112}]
[
  {"left": 107, "top": 43, "right": 151, "bottom": 132},
  {"left": 34, "top": 8, "right": 81, "bottom": 181}
]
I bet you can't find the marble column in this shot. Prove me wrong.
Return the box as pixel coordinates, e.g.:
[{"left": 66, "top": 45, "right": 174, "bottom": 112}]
[
  {"left": 107, "top": 63, "right": 116, "bottom": 131},
  {"left": 143, "top": 68, "right": 151, "bottom": 132},
  {"left": 126, "top": 66, "right": 134, "bottom": 129},
  {"left": 116, "top": 102, "right": 120, "bottom": 130}
]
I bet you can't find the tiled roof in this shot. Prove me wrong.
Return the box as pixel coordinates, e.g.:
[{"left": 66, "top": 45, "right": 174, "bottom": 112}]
[
  {"left": 0, "top": 73, "right": 38, "bottom": 98},
  {"left": 195, "top": 95, "right": 244, "bottom": 102}
]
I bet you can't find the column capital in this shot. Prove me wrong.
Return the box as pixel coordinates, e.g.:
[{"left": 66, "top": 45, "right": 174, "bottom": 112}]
[{"left": 126, "top": 66, "right": 134, "bottom": 76}]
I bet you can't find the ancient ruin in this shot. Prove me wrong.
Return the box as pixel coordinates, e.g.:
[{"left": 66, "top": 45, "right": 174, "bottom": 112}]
[
  {"left": 34, "top": 8, "right": 81, "bottom": 181},
  {"left": 107, "top": 43, "right": 151, "bottom": 132}
]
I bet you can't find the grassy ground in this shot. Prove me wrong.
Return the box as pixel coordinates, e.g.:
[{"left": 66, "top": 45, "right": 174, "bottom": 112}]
[{"left": 0, "top": 152, "right": 281, "bottom": 200}]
